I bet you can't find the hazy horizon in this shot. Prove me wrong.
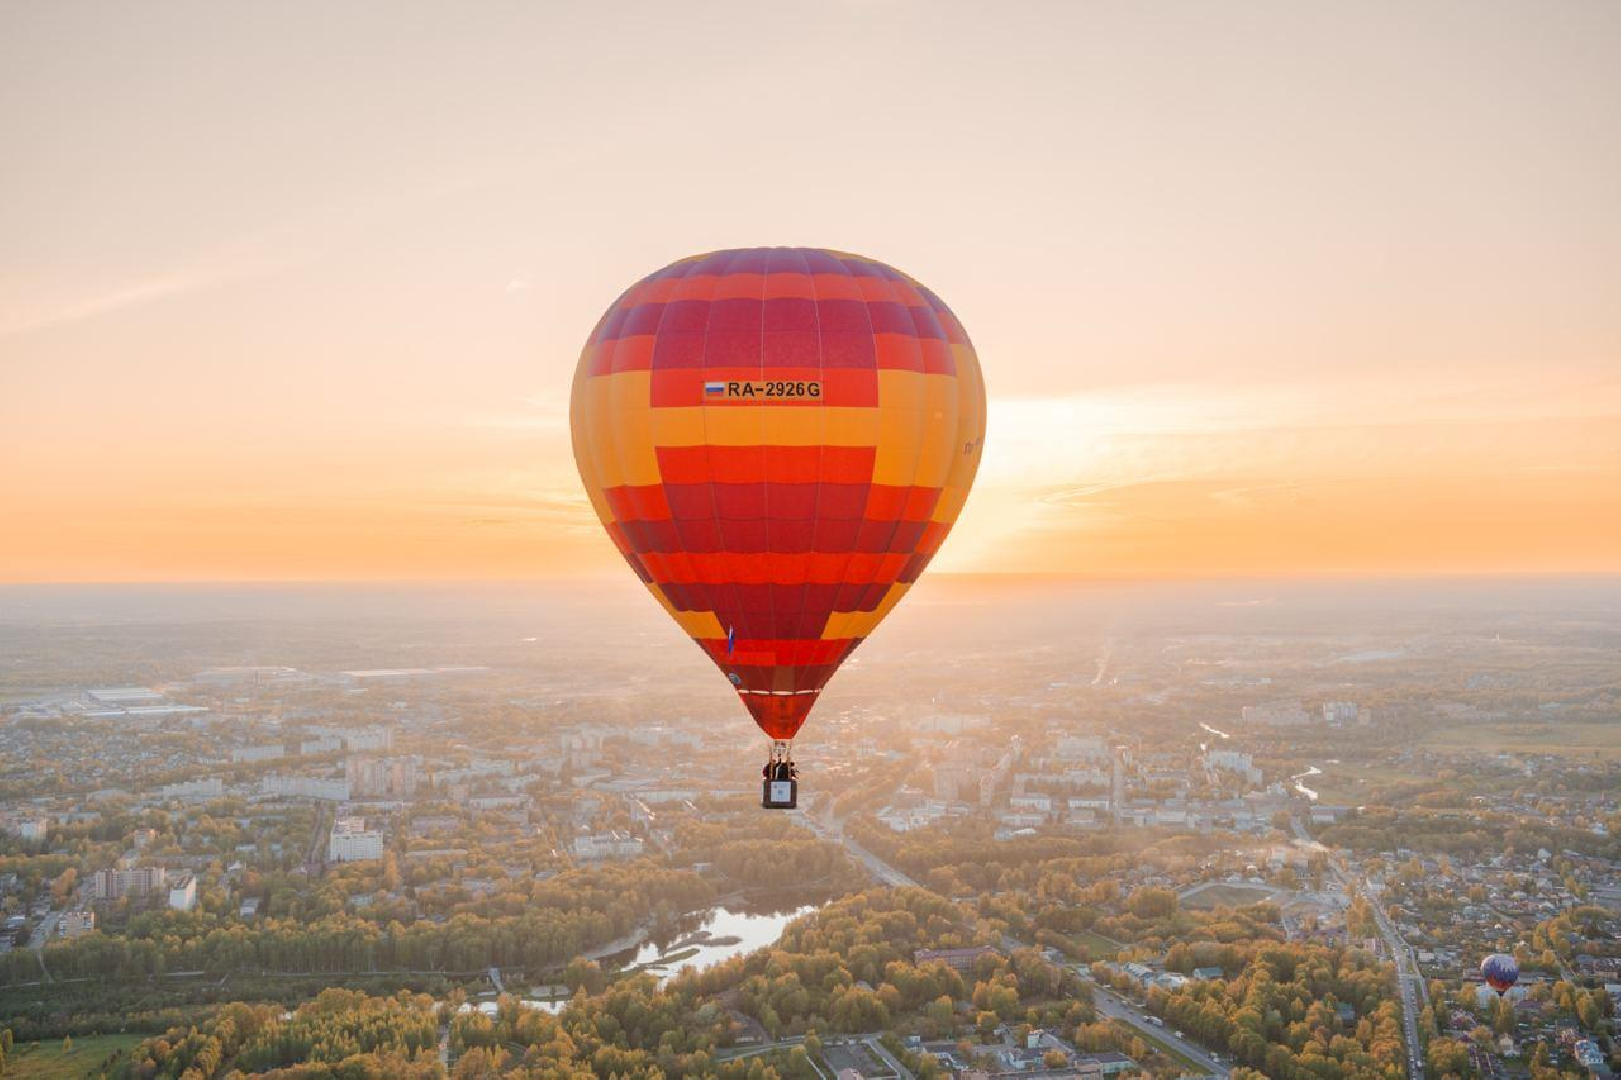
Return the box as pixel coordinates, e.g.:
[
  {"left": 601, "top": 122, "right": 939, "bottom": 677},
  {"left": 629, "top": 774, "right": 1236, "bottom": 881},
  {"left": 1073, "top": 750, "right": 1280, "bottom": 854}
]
[{"left": 5, "top": 0, "right": 1619, "bottom": 583}]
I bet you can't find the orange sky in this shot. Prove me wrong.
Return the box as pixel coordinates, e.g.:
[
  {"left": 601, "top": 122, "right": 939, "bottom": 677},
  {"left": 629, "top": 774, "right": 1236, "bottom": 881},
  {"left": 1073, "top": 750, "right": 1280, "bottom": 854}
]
[{"left": 2, "top": 1, "right": 1618, "bottom": 583}]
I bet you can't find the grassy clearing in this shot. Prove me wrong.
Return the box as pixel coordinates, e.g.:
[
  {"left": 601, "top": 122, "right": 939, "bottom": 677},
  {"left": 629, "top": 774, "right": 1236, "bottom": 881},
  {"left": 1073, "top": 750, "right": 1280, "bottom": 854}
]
[
  {"left": 1420, "top": 721, "right": 1621, "bottom": 760},
  {"left": 1304, "top": 762, "right": 1433, "bottom": 803},
  {"left": 5, "top": 1034, "right": 144, "bottom": 1079},
  {"left": 1181, "top": 883, "right": 1276, "bottom": 910},
  {"left": 1070, "top": 930, "right": 1123, "bottom": 961}
]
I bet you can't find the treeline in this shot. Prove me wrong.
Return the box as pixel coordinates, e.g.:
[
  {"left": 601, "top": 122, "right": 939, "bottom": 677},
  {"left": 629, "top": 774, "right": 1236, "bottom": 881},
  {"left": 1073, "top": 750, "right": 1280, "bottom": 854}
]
[
  {"left": 1319, "top": 808, "right": 1620, "bottom": 861},
  {"left": 0, "top": 864, "right": 713, "bottom": 986},
  {"left": 0, "top": 972, "right": 456, "bottom": 1043},
  {"left": 1091, "top": 942, "right": 1407, "bottom": 1078},
  {"left": 670, "top": 816, "right": 866, "bottom": 892},
  {"left": 110, "top": 990, "right": 441, "bottom": 1079},
  {"left": 449, "top": 983, "right": 802, "bottom": 1080},
  {"left": 851, "top": 822, "right": 1133, "bottom": 890},
  {"left": 851, "top": 822, "right": 1221, "bottom": 899}
]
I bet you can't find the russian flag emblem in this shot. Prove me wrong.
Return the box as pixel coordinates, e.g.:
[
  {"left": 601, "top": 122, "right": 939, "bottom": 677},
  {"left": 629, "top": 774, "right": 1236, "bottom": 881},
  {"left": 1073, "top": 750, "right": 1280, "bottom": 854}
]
[{"left": 704, "top": 381, "right": 726, "bottom": 396}]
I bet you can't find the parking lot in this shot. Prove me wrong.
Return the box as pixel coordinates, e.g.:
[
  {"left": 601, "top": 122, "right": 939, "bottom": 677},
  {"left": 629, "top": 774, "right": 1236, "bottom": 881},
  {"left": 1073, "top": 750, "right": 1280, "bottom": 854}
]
[{"left": 821, "top": 1041, "right": 894, "bottom": 1079}]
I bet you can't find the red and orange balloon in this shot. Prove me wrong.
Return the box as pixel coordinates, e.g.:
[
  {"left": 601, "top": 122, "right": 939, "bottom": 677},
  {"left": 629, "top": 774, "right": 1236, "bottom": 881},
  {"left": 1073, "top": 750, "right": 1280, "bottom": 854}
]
[{"left": 570, "top": 247, "right": 985, "bottom": 742}]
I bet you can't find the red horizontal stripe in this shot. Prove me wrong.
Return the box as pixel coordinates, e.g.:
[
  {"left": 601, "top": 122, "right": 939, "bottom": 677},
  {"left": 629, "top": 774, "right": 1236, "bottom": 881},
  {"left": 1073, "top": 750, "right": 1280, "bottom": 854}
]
[
  {"left": 742, "top": 691, "right": 819, "bottom": 740},
  {"left": 664, "top": 481, "right": 871, "bottom": 522},
  {"left": 590, "top": 299, "right": 951, "bottom": 348},
  {"left": 616, "top": 516, "right": 931, "bottom": 556},
  {"left": 585, "top": 328, "right": 941, "bottom": 374},
  {"left": 640, "top": 550, "right": 911, "bottom": 586},
  {"left": 604, "top": 485, "right": 671, "bottom": 522},
  {"left": 618, "top": 271, "right": 945, "bottom": 308},
  {"left": 657, "top": 581, "right": 891, "bottom": 618},
  {"left": 619, "top": 257, "right": 940, "bottom": 298},
  {"left": 654, "top": 446, "right": 875, "bottom": 485},
  {"left": 862, "top": 485, "right": 943, "bottom": 522},
  {"left": 698, "top": 638, "right": 850, "bottom": 665},
  {"left": 721, "top": 661, "right": 843, "bottom": 693}
]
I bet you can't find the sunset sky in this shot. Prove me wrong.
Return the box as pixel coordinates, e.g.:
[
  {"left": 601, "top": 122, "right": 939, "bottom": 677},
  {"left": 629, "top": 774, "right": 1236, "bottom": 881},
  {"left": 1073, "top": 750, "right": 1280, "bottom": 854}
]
[{"left": 3, "top": 1, "right": 1618, "bottom": 583}]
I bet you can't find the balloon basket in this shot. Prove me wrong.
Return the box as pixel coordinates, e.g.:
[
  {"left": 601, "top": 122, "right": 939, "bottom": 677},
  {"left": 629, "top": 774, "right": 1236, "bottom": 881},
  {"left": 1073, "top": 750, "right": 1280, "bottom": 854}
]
[{"left": 762, "top": 777, "right": 798, "bottom": 810}]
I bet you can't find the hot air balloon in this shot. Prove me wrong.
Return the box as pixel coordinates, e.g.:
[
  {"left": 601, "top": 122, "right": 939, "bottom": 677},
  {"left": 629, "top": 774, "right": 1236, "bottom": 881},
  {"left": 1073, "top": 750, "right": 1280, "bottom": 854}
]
[
  {"left": 570, "top": 248, "right": 985, "bottom": 807},
  {"left": 1481, "top": 953, "right": 1519, "bottom": 996}
]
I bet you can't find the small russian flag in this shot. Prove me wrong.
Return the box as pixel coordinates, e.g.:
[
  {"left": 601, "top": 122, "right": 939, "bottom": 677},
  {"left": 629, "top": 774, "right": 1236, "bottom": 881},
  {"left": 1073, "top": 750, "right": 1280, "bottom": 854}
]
[
  {"left": 704, "top": 381, "right": 726, "bottom": 395},
  {"left": 726, "top": 625, "right": 736, "bottom": 654}
]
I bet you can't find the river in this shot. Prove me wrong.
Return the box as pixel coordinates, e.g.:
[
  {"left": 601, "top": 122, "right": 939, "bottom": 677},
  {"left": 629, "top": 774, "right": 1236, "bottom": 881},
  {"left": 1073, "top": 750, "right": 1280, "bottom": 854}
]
[{"left": 1292, "top": 765, "right": 1322, "bottom": 801}]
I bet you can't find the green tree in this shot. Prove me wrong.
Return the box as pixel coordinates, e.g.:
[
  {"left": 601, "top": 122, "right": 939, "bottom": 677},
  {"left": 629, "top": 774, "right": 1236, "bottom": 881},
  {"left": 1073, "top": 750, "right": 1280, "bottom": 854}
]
[{"left": 1493, "top": 996, "right": 1515, "bottom": 1035}]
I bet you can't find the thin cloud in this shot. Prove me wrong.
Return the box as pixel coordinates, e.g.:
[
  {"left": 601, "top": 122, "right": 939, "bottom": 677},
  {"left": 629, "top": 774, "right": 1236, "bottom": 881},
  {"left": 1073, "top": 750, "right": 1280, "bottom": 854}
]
[{"left": 2, "top": 271, "right": 228, "bottom": 337}]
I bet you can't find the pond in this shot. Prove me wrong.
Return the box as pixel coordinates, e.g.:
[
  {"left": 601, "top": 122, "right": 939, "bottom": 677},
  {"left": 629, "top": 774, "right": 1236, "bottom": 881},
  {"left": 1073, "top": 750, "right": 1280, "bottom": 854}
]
[
  {"left": 618, "top": 903, "right": 821, "bottom": 983},
  {"left": 503, "top": 901, "right": 822, "bottom": 1014}
]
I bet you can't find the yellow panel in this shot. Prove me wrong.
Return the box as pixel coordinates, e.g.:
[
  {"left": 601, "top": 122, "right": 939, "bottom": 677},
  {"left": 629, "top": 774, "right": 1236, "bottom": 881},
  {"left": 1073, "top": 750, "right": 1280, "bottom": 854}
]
[
  {"left": 931, "top": 483, "right": 971, "bottom": 525},
  {"left": 871, "top": 371, "right": 964, "bottom": 487},
  {"left": 573, "top": 371, "right": 660, "bottom": 488},
  {"left": 648, "top": 583, "right": 725, "bottom": 638},
  {"left": 822, "top": 583, "right": 912, "bottom": 639},
  {"left": 647, "top": 405, "right": 709, "bottom": 447},
  {"left": 877, "top": 370, "right": 958, "bottom": 413},
  {"left": 593, "top": 411, "right": 659, "bottom": 487},
  {"left": 575, "top": 443, "right": 616, "bottom": 522},
  {"left": 570, "top": 362, "right": 615, "bottom": 521},
  {"left": 933, "top": 344, "right": 986, "bottom": 522},
  {"left": 911, "top": 407, "right": 959, "bottom": 491}
]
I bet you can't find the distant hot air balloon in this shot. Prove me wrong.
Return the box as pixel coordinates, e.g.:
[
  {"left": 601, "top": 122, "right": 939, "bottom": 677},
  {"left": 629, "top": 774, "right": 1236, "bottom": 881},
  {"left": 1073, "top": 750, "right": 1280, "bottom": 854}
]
[
  {"left": 570, "top": 248, "right": 985, "bottom": 804},
  {"left": 1481, "top": 953, "right": 1519, "bottom": 996}
]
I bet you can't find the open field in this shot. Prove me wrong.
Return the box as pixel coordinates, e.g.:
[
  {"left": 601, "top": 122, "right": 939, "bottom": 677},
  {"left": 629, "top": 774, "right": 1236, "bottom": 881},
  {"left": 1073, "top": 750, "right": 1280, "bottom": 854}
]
[
  {"left": 1070, "top": 930, "right": 1124, "bottom": 960},
  {"left": 1181, "top": 883, "right": 1279, "bottom": 910},
  {"left": 5, "top": 1035, "right": 144, "bottom": 1079},
  {"left": 1420, "top": 721, "right": 1621, "bottom": 761},
  {"left": 1306, "top": 762, "right": 1434, "bottom": 803}
]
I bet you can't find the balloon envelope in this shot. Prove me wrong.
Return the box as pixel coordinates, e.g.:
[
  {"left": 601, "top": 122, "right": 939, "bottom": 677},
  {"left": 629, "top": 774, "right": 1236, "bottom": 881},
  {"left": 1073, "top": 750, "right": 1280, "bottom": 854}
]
[
  {"left": 1481, "top": 953, "right": 1519, "bottom": 994},
  {"left": 570, "top": 247, "right": 985, "bottom": 740}
]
